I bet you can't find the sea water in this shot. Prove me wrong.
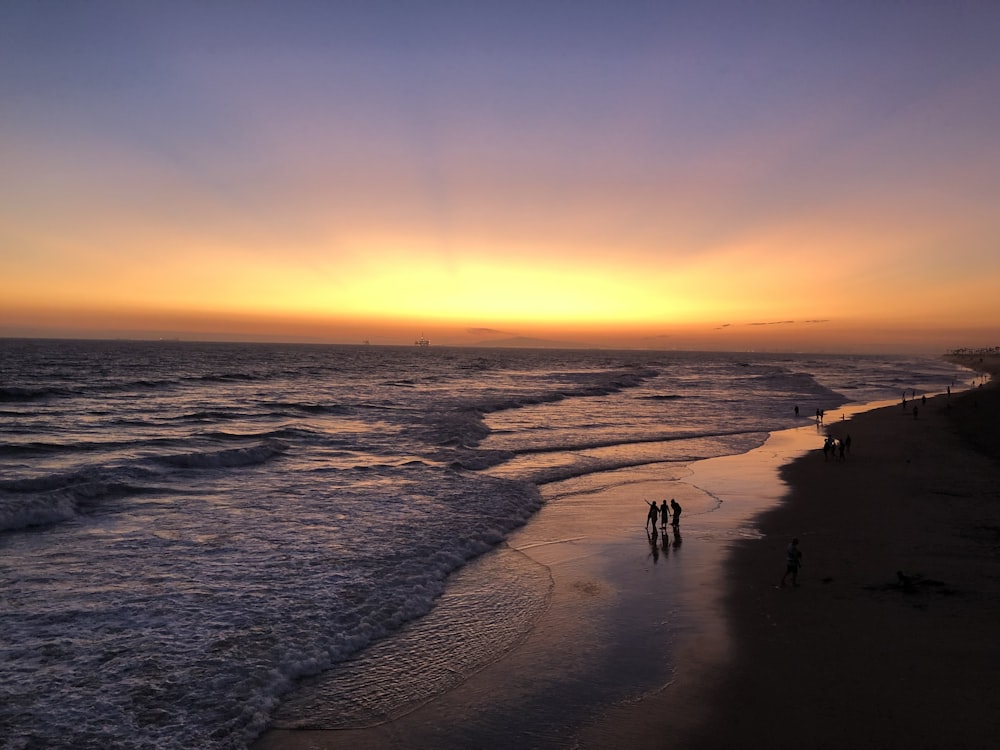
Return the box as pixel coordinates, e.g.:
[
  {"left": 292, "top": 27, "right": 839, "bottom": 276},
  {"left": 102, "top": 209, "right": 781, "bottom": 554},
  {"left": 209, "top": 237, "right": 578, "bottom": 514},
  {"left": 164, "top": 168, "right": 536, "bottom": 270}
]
[{"left": 0, "top": 340, "right": 970, "bottom": 749}]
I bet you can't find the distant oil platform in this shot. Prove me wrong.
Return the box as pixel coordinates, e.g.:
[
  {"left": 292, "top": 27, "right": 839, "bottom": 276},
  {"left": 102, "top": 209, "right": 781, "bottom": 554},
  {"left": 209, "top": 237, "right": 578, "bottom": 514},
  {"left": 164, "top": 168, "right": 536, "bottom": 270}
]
[{"left": 414, "top": 334, "right": 429, "bottom": 347}]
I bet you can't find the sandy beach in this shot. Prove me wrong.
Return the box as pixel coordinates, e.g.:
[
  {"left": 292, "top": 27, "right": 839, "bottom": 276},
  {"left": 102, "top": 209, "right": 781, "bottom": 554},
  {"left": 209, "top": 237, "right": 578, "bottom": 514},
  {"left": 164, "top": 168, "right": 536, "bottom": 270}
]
[
  {"left": 675, "top": 356, "right": 1000, "bottom": 750},
  {"left": 254, "top": 355, "right": 1000, "bottom": 750}
]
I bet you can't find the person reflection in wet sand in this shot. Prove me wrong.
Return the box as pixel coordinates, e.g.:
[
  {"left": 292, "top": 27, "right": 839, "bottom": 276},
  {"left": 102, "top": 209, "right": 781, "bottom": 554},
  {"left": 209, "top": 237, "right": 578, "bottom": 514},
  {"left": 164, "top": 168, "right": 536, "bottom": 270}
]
[
  {"left": 647, "top": 526, "right": 660, "bottom": 562},
  {"left": 672, "top": 525, "right": 682, "bottom": 549}
]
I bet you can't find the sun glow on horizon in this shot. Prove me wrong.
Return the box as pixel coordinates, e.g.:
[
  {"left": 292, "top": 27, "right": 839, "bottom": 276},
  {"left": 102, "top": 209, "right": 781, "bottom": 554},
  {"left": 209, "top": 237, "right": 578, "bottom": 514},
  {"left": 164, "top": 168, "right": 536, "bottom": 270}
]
[{"left": 2, "top": 4, "right": 1000, "bottom": 352}]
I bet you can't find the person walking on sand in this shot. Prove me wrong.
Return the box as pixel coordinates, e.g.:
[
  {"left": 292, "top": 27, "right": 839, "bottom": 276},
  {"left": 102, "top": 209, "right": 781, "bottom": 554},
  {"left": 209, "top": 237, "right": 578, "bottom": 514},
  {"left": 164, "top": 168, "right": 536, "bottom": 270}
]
[
  {"left": 670, "top": 498, "right": 682, "bottom": 527},
  {"left": 660, "top": 499, "right": 669, "bottom": 531},
  {"left": 645, "top": 500, "right": 659, "bottom": 531},
  {"left": 781, "top": 538, "right": 802, "bottom": 587}
]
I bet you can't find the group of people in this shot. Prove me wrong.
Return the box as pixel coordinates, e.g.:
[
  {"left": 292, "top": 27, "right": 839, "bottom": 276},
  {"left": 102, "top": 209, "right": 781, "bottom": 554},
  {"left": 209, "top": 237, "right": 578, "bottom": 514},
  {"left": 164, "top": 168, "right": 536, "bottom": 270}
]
[
  {"left": 645, "top": 498, "right": 681, "bottom": 531},
  {"left": 643, "top": 500, "right": 803, "bottom": 589},
  {"left": 822, "top": 433, "right": 851, "bottom": 460}
]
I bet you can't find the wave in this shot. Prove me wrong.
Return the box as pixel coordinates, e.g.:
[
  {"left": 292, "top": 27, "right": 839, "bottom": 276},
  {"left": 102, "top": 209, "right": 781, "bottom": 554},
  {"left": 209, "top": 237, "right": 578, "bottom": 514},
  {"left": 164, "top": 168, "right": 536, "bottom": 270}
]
[
  {"left": 260, "top": 401, "right": 352, "bottom": 416},
  {"left": 89, "top": 377, "right": 182, "bottom": 394},
  {"left": 0, "top": 473, "right": 158, "bottom": 532},
  {"left": 0, "top": 493, "right": 81, "bottom": 531},
  {"left": 510, "top": 428, "right": 766, "bottom": 456},
  {"left": 523, "top": 454, "right": 695, "bottom": 486},
  {"left": 0, "top": 436, "right": 170, "bottom": 457},
  {"left": 0, "top": 441, "right": 78, "bottom": 457},
  {"left": 191, "top": 372, "right": 266, "bottom": 384},
  {"left": 200, "top": 426, "right": 324, "bottom": 443},
  {"left": 0, "top": 385, "right": 78, "bottom": 402},
  {"left": 153, "top": 441, "right": 286, "bottom": 470},
  {"left": 496, "top": 434, "right": 769, "bottom": 487},
  {"left": 0, "top": 434, "right": 245, "bottom": 459},
  {"left": 422, "top": 366, "right": 660, "bottom": 449},
  {"left": 0, "top": 441, "right": 285, "bottom": 532}
]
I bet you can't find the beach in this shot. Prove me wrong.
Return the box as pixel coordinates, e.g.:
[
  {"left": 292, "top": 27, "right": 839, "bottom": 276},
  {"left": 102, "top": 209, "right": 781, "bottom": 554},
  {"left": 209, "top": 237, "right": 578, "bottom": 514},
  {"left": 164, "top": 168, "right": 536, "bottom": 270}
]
[
  {"left": 676, "top": 357, "right": 1000, "bottom": 750},
  {"left": 253, "top": 356, "right": 1000, "bottom": 750}
]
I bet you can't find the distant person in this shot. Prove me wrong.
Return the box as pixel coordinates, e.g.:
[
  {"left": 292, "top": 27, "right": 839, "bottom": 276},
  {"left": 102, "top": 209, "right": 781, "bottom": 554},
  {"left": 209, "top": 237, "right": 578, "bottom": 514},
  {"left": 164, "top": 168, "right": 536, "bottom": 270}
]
[
  {"left": 660, "top": 499, "right": 669, "bottom": 531},
  {"left": 670, "top": 498, "right": 682, "bottom": 527},
  {"left": 781, "top": 538, "right": 802, "bottom": 587},
  {"left": 794, "top": 405, "right": 799, "bottom": 417},
  {"left": 646, "top": 501, "right": 659, "bottom": 531}
]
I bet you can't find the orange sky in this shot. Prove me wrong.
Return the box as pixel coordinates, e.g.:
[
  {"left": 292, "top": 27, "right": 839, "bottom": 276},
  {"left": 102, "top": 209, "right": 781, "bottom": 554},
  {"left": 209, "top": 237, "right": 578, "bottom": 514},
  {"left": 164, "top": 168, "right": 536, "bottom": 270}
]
[{"left": 3, "top": 3, "right": 1000, "bottom": 353}]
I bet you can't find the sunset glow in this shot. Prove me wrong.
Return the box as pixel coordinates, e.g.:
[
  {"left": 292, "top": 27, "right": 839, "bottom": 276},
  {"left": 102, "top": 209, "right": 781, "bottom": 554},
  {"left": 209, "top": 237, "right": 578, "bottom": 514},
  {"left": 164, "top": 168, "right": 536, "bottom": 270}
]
[{"left": 3, "top": 2, "right": 1000, "bottom": 352}]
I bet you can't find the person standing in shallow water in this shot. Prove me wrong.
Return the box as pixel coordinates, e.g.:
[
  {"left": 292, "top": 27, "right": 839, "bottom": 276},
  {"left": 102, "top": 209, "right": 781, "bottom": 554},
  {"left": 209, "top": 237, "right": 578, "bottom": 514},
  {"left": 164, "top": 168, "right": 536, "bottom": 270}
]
[
  {"left": 781, "top": 538, "right": 802, "bottom": 587},
  {"left": 660, "top": 499, "right": 669, "bottom": 531},
  {"left": 645, "top": 500, "right": 659, "bottom": 531},
  {"left": 670, "top": 498, "right": 682, "bottom": 527}
]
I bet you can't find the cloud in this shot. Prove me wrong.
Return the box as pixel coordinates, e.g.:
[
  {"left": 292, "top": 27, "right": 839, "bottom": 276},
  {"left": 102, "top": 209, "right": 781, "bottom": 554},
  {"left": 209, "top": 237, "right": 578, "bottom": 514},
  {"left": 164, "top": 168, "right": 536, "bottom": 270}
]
[
  {"left": 715, "top": 319, "right": 830, "bottom": 331},
  {"left": 744, "top": 319, "right": 832, "bottom": 328}
]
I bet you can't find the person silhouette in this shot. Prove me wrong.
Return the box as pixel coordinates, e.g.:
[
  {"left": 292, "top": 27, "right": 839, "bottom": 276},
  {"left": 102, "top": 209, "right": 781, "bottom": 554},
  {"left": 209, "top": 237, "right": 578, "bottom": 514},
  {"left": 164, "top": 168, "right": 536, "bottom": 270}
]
[
  {"left": 670, "top": 499, "right": 682, "bottom": 527},
  {"left": 659, "top": 499, "right": 669, "bottom": 531},
  {"left": 645, "top": 500, "right": 659, "bottom": 531},
  {"left": 781, "top": 538, "right": 802, "bottom": 587}
]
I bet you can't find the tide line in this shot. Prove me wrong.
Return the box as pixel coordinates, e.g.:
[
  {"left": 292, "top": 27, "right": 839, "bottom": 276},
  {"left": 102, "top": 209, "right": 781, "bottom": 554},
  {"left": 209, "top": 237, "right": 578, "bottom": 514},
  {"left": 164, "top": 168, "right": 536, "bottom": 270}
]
[{"left": 511, "top": 536, "right": 586, "bottom": 551}]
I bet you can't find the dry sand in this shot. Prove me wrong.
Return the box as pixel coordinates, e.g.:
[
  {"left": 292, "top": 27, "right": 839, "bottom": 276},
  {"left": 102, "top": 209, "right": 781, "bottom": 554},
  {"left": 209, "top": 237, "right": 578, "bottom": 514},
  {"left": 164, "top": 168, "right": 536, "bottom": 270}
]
[{"left": 254, "top": 355, "right": 1000, "bottom": 750}]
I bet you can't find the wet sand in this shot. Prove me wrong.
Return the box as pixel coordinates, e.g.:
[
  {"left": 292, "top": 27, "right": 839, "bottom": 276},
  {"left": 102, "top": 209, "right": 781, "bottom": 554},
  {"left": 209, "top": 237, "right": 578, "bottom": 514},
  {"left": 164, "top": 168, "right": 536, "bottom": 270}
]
[
  {"left": 254, "top": 356, "right": 1000, "bottom": 750},
  {"left": 253, "top": 429, "right": 817, "bottom": 749}
]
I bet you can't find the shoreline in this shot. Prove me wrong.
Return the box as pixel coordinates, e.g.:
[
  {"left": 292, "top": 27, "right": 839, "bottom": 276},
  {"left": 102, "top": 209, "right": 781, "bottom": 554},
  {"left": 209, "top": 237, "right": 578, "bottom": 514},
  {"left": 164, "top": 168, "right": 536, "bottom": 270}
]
[
  {"left": 252, "top": 412, "right": 875, "bottom": 749},
  {"left": 252, "top": 359, "right": 997, "bottom": 749},
  {"left": 679, "top": 357, "right": 1000, "bottom": 749}
]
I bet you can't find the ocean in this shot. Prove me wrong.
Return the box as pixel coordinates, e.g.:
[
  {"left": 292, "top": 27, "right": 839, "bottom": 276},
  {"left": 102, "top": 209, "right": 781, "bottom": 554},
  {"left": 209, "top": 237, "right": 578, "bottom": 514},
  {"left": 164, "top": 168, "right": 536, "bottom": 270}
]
[{"left": 0, "top": 340, "right": 970, "bottom": 749}]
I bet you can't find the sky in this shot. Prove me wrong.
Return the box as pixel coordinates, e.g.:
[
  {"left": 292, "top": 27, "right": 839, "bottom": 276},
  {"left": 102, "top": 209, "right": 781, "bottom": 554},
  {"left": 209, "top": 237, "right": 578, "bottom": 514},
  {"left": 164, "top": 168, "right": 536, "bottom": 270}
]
[{"left": 2, "top": 1, "right": 1000, "bottom": 353}]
